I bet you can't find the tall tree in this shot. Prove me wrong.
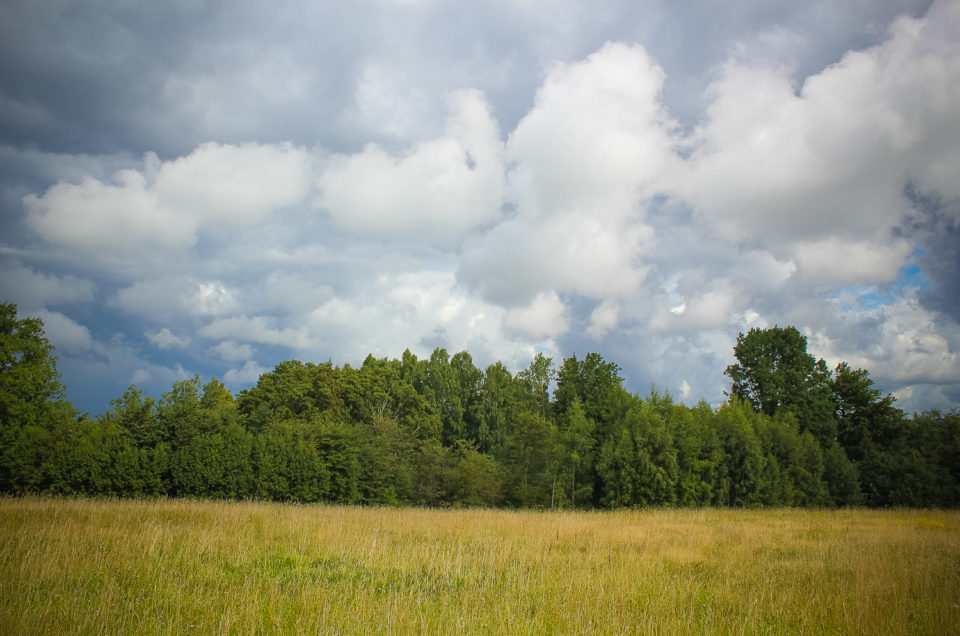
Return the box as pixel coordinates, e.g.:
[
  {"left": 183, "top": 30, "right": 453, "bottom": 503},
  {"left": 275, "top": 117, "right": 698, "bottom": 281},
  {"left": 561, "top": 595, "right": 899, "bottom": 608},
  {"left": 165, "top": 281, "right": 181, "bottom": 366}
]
[
  {"left": 554, "top": 352, "right": 624, "bottom": 434},
  {"left": 503, "top": 411, "right": 558, "bottom": 507},
  {"left": 451, "top": 351, "right": 483, "bottom": 445},
  {"left": 672, "top": 399, "right": 722, "bottom": 507},
  {"left": 0, "top": 304, "right": 75, "bottom": 492},
  {"left": 424, "top": 348, "right": 465, "bottom": 444},
  {"left": 556, "top": 397, "right": 595, "bottom": 507},
  {"left": 159, "top": 376, "right": 203, "bottom": 448},
  {"left": 831, "top": 362, "right": 902, "bottom": 461},
  {"left": 714, "top": 400, "right": 765, "bottom": 507},
  {"left": 517, "top": 353, "right": 554, "bottom": 419},
  {"left": 0, "top": 303, "right": 71, "bottom": 428},
  {"left": 725, "top": 326, "right": 835, "bottom": 446},
  {"left": 108, "top": 386, "right": 161, "bottom": 447},
  {"left": 475, "top": 362, "right": 517, "bottom": 455}
]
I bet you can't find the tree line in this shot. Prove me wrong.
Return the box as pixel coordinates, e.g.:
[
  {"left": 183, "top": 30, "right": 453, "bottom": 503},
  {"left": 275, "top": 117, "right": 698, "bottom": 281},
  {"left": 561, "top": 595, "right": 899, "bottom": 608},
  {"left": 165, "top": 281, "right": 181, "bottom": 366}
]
[{"left": 1, "top": 302, "right": 958, "bottom": 508}]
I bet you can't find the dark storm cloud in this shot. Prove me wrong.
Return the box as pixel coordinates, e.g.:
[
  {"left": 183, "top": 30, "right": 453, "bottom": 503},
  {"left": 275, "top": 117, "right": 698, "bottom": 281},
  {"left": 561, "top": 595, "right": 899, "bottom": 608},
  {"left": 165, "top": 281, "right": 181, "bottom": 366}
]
[
  {"left": 901, "top": 186, "right": 960, "bottom": 323},
  {"left": 2, "top": 0, "right": 933, "bottom": 159},
  {"left": 920, "top": 227, "right": 960, "bottom": 322},
  {"left": 0, "top": 1, "right": 366, "bottom": 157}
]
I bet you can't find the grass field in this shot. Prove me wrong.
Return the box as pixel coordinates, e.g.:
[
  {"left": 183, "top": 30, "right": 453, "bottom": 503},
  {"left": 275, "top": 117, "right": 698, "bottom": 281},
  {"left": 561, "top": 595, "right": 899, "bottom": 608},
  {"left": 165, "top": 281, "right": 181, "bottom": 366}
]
[{"left": 1, "top": 497, "right": 958, "bottom": 634}]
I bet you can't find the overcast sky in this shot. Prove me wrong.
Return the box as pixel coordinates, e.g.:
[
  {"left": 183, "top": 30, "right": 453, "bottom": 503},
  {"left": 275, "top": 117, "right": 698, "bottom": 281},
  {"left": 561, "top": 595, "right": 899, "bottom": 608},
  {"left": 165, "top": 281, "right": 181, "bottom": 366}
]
[{"left": 2, "top": 0, "right": 958, "bottom": 415}]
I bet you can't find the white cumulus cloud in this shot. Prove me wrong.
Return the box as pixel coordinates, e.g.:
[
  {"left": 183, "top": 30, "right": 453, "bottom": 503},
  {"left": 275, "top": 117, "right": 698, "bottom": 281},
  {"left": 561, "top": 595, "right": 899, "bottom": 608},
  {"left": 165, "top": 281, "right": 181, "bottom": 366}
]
[
  {"left": 154, "top": 142, "right": 312, "bottom": 227},
  {"left": 0, "top": 263, "right": 95, "bottom": 309},
  {"left": 37, "top": 310, "right": 93, "bottom": 353},
  {"left": 224, "top": 360, "right": 269, "bottom": 385},
  {"left": 211, "top": 340, "right": 255, "bottom": 362},
  {"left": 678, "top": 2, "right": 960, "bottom": 246},
  {"left": 23, "top": 143, "right": 313, "bottom": 264},
  {"left": 145, "top": 328, "right": 190, "bottom": 350},
  {"left": 318, "top": 89, "right": 505, "bottom": 244},
  {"left": 505, "top": 291, "right": 570, "bottom": 340}
]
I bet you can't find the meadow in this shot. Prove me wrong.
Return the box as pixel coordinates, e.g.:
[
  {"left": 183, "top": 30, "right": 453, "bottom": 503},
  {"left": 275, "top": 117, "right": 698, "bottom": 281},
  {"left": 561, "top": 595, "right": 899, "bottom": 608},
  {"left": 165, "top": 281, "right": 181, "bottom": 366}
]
[{"left": 1, "top": 497, "right": 958, "bottom": 634}]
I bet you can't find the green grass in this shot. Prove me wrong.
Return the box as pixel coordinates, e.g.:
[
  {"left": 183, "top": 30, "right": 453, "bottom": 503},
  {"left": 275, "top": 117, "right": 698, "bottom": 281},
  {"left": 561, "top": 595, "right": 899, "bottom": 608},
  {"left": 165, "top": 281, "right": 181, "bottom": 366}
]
[{"left": 1, "top": 497, "right": 959, "bottom": 634}]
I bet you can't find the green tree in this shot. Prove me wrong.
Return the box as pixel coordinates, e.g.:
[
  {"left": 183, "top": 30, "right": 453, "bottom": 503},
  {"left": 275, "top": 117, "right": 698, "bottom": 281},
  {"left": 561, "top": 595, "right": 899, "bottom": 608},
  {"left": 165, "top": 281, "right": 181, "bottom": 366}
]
[
  {"left": 627, "top": 400, "right": 679, "bottom": 506},
  {"left": 595, "top": 397, "right": 678, "bottom": 508},
  {"left": 237, "top": 360, "right": 343, "bottom": 431},
  {"left": 200, "top": 378, "right": 237, "bottom": 432},
  {"left": 0, "top": 304, "right": 76, "bottom": 492},
  {"left": 503, "top": 411, "right": 559, "bottom": 507},
  {"left": 725, "top": 326, "right": 835, "bottom": 446},
  {"left": 517, "top": 353, "right": 554, "bottom": 419},
  {"left": 831, "top": 362, "right": 902, "bottom": 462},
  {"left": 821, "top": 441, "right": 862, "bottom": 506},
  {"left": 0, "top": 303, "right": 71, "bottom": 428},
  {"left": 158, "top": 376, "right": 203, "bottom": 448},
  {"left": 253, "top": 422, "right": 329, "bottom": 502},
  {"left": 447, "top": 441, "right": 504, "bottom": 507},
  {"left": 423, "top": 348, "right": 465, "bottom": 444},
  {"left": 356, "top": 413, "right": 414, "bottom": 505},
  {"left": 554, "top": 352, "right": 626, "bottom": 444},
  {"left": 410, "top": 438, "right": 451, "bottom": 506},
  {"left": 596, "top": 428, "right": 636, "bottom": 508},
  {"left": 315, "top": 418, "right": 361, "bottom": 503},
  {"left": 671, "top": 399, "right": 720, "bottom": 507},
  {"left": 557, "top": 397, "right": 595, "bottom": 507},
  {"left": 451, "top": 351, "right": 483, "bottom": 445},
  {"left": 475, "top": 362, "right": 518, "bottom": 455},
  {"left": 108, "top": 386, "right": 162, "bottom": 447},
  {"left": 714, "top": 400, "right": 765, "bottom": 507}
]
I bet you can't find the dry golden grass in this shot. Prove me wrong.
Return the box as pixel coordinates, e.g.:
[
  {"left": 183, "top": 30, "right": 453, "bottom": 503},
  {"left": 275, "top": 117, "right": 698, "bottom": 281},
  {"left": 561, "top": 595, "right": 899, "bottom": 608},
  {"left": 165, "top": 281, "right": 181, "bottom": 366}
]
[{"left": 1, "top": 497, "right": 958, "bottom": 634}]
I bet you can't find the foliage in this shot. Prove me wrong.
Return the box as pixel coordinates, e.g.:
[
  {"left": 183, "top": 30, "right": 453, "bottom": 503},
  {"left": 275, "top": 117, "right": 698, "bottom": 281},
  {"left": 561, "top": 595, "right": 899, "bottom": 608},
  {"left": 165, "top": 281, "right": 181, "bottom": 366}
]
[
  {"left": 1, "top": 303, "right": 958, "bottom": 509},
  {"left": 725, "top": 326, "right": 835, "bottom": 445},
  {"left": 0, "top": 303, "right": 69, "bottom": 427}
]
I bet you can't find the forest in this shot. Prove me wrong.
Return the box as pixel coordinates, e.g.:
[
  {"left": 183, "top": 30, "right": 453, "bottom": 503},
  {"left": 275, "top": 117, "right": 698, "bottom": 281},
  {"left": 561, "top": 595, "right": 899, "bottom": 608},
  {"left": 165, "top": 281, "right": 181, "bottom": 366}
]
[{"left": 1, "top": 302, "right": 958, "bottom": 508}]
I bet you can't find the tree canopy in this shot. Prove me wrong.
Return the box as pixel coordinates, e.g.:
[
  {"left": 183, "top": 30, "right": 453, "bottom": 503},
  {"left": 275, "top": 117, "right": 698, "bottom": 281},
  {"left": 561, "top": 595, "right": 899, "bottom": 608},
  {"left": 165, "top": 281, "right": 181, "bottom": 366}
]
[
  {"left": 725, "top": 326, "right": 836, "bottom": 445},
  {"left": 1, "top": 303, "right": 69, "bottom": 427},
  {"left": 1, "top": 303, "right": 957, "bottom": 509}
]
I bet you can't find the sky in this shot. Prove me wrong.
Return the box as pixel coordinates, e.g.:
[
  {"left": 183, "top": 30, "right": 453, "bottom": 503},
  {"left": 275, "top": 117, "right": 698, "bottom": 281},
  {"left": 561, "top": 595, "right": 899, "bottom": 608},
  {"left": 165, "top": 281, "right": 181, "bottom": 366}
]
[{"left": 1, "top": 0, "right": 959, "bottom": 416}]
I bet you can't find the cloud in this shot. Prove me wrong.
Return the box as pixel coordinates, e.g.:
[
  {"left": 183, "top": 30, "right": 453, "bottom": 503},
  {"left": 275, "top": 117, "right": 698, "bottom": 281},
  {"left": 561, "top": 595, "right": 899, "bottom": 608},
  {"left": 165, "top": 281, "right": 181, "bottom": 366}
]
[
  {"left": 110, "top": 278, "right": 239, "bottom": 319},
  {"left": 37, "top": 310, "right": 93, "bottom": 353},
  {"left": 810, "top": 297, "right": 960, "bottom": 386},
  {"left": 587, "top": 299, "right": 620, "bottom": 339},
  {"left": 678, "top": 1, "right": 960, "bottom": 246},
  {"left": 192, "top": 282, "right": 239, "bottom": 317},
  {"left": 348, "top": 63, "right": 434, "bottom": 140},
  {"left": 145, "top": 327, "right": 190, "bottom": 350},
  {"left": 246, "top": 273, "right": 335, "bottom": 316},
  {"left": 211, "top": 340, "right": 255, "bottom": 362},
  {"left": 153, "top": 142, "right": 312, "bottom": 227},
  {"left": 651, "top": 280, "right": 741, "bottom": 335},
  {"left": 793, "top": 238, "right": 913, "bottom": 287},
  {"left": 51, "top": 331, "right": 196, "bottom": 410},
  {"left": 224, "top": 360, "right": 268, "bottom": 385},
  {"left": 198, "top": 315, "right": 315, "bottom": 351},
  {"left": 0, "top": 262, "right": 95, "bottom": 309},
  {"left": 22, "top": 143, "right": 313, "bottom": 264},
  {"left": 318, "top": 89, "right": 504, "bottom": 244},
  {"left": 129, "top": 362, "right": 191, "bottom": 388},
  {"left": 505, "top": 291, "right": 570, "bottom": 340},
  {"left": 459, "top": 210, "right": 654, "bottom": 306},
  {"left": 507, "top": 42, "right": 681, "bottom": 216},
  {"left": 459, "top": 43, "right": 672, "bottom": 306},
  {"left": 24, "top": 168, "right": 195, "bottom": 257},
  {"left": 305, "top": 270, "right": 520, "bottom": 365}
]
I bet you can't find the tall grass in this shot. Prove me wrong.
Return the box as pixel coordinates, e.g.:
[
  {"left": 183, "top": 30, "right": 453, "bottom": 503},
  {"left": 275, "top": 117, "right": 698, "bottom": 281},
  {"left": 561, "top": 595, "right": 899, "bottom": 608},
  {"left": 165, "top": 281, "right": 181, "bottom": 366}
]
[{"left": 1, "top": 497, "right": 958, "bottom": 634}]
